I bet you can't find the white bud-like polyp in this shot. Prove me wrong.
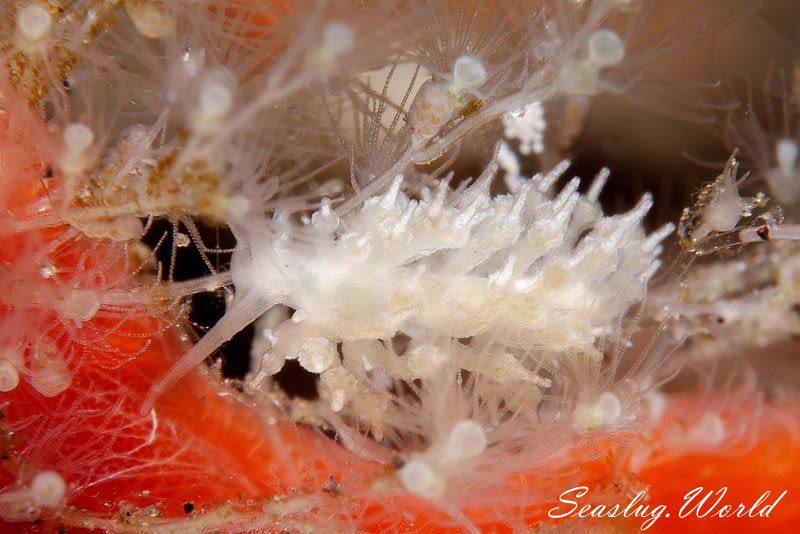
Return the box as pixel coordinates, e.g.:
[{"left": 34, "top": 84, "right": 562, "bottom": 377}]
[
  {"left": 596, "top": 392, "right": 622, "bottom": 419},
  {"left": 30, "top": 471, "right": 66, "bottom": 509},
  {"left": 307, "top": 22, "right": 354, "bottom": 74},
  {"left": 559, "top": 30, "right": 625, "bottom": 95},
  {"left": 323, "top": 22, "right": 354, "bottom": 55},
  {"left": 0, "top": 471, "right": 65, "bottom": 523},
  {"left": 60, "top": 289, "right": 101, "bottom": 323},
  {"left": 29, "top": 357, "right": 72, "bottom": 397},
  {"left": 125, "top": 0, "right": 175, "bottom": 39},
  {"left": 16, "top": 4, "right": 51, "bottom": 44},
  {"left": 0, "top": 360, "right": 20, "bottom": 392},
  {"left": 767, "top": 138, "right": 800, "bottom": 204},
  {"left": 61, "top": 123, "right": 95, "bottom": 175},
  {"left": 573, "top": 392, "right": 622, "bottom": 433},
  {"left": 225, "top": 195, "right": 251, "bottom": 218},
  {"left": 451, "top": 55, "right": 488, "bottom": 95},
  {"left": 776, "top": 138, "right": 799, "bottom": 174},
  {"left": 409, "top": 55, "right": 488, "bottom": 143},
  {"left": 399, "top": 458, "right": 444, "bottom": 498},
  {"left": 64, "top": 123, "right": 94, "bottom": 153},
  {"left": 191, "top": 68, "right": 236, "bottom": 133},
  {"left": 444, "top": 420, "right": 487, "bottom": 461},
  {"left": 588, "top": 30, "right": 626, "bottom": 67},
  {"left": 687, "top": 412, "right": 726, "bottom": 445},
  {"left": 296, "top": 337, "right": 336, "bottom": 373}
]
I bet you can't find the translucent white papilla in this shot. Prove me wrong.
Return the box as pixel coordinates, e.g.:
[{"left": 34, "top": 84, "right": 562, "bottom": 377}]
[{"left": 143, "top": 144, "right": 672, "bottom": 412}]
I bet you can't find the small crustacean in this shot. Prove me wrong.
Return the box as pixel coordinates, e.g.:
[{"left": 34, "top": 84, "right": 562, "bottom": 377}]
[
  {"left": 678, "top": 154, "right": 783, "bottom": 255},
  {"left": 408, "top": 54, "right": 488, "bottom": 144}
]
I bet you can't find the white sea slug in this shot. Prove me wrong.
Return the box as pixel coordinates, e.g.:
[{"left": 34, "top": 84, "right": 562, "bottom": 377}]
[{"left": 143, "top": 144, "right": 673, "bottom": 412}]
